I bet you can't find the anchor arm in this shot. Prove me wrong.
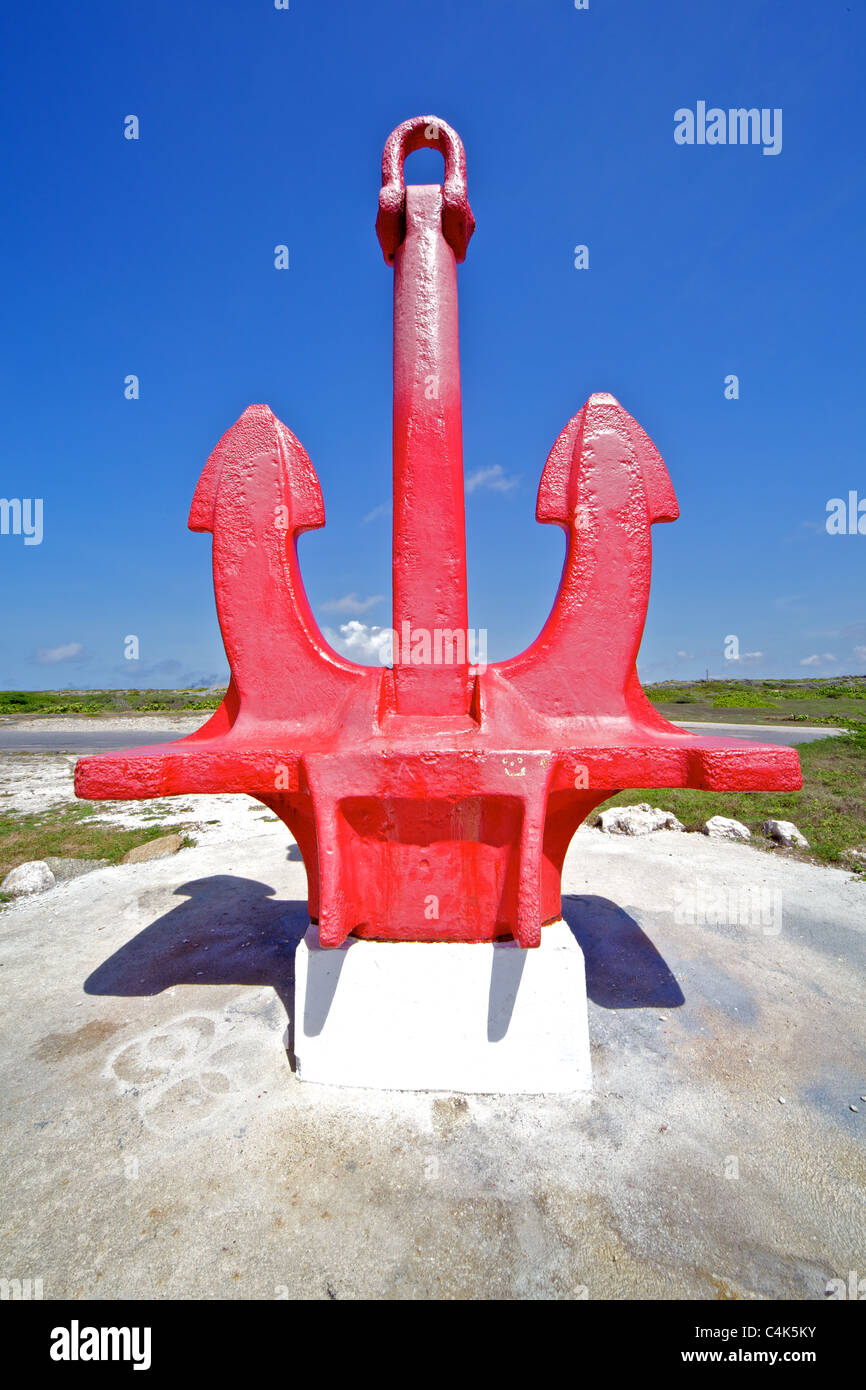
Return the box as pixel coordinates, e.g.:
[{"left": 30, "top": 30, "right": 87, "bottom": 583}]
[
  {"left": 188, "top": 403, "right": 371, "bottom": 728},
  {"left": 497, "top": 393, "right": 679, "bottom": 724}
]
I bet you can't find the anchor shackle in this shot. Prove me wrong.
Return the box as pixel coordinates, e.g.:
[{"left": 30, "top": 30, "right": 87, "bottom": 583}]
[{"left": 376, "top": 115, "right": 475, "bottom": 264}]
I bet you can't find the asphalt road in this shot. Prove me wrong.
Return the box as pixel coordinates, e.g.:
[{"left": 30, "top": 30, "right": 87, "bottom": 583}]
[
  {"left": 0, "top": 729, "right": 189, "bottom": 752},
  {"left": 673, "top": 721, "right": 846, "bottom": 747},
  {"left": 0, "top": 722, "right": 847, "bottom": 753}
]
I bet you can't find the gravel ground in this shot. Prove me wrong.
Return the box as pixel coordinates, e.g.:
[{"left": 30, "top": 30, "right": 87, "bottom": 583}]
[{"left": 0, "top": 747, "right": 273, "bottom": 847}]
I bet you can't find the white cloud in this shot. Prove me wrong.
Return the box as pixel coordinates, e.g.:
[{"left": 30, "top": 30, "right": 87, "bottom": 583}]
[
  {"left": 362, "top": 503, "right": 391, "bottom": 525},
  {"left": 34, "top": 642, "right": 86, "bottom": 665},
  {"left": 854, "top": 645, "right": 866, "bottom": 663},
  {"left": 465, "top": 465, "right": 519, "bottom": 496},
  {"left": 728, "top": 651, "right": 764, "bottom": 664},
  {"left": 800, "top": 653, "right": 837, "bottom": 666},
  {"left": 676, "top": 650, "right": 695, "bottom": 660},
  {"left": 324, "top": 621, "right": 392, "bottom": 665},
  {"left": 319, "top": 592, "right": 384, "bottom": 616}
]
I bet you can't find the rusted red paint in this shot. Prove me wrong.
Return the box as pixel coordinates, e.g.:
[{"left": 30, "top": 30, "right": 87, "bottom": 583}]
[{"left": 75, "top": 116, "right": 801, "bottom": 948}]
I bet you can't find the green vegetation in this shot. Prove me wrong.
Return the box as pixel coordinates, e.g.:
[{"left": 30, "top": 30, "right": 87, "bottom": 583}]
[
  {"left": 711, "top": 692, "right": 778, "bottom": 709},
  {"left": 4, "top": 677, "right": 862, "bottom": 723},
  {"left": 644, "top": 676, "right": 866, "bottom": 728},
  {"left": 0, "top": 803, "right": 195, "bottom": 882},
  {"left": 0, "top": 689, "right": 225, "bottom": 717}
]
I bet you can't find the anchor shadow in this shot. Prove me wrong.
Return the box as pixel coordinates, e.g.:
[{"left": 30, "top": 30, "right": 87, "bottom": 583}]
[
  {"left": 83, "top": 880, "right": 683, "bottom": 1078},
  {"left": 562, "top": 894, "right": 684, "bottom": 1009},
  {"left": 84, "top": 875, "right": 309, "bottom": 1059}
]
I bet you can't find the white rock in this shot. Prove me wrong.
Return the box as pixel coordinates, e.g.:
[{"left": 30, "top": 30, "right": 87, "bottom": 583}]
[
  {"left": 762, "top": 818, "right": 809, "bottom": 849},
  {"left": 1, "top": 860, "right": 56, "bottom": 897},
  {"left": 597, "top": 803, "right": 685, "bottom": 836},
  {"left": 702, "top": 815, "right": 751, "bottom": 842}
]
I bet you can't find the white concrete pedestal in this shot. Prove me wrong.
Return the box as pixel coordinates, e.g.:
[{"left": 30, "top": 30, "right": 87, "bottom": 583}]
[{"left": 293, "top": 921, "right": 591, "bottom": 1094}]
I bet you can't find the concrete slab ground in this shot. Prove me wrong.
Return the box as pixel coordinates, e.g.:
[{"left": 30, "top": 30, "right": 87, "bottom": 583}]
[{"left": 1, "top": 804, "right": 863, "bottom": 1300}]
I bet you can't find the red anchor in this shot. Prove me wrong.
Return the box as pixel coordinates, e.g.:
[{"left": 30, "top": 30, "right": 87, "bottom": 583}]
[{"left": 76, "top": 116, "right": 801, "bottom": 948}]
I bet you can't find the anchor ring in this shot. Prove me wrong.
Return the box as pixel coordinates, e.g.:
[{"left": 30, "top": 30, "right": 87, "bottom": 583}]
[{"left": 376, "top": 114, "right": 475, "bottom": 264}]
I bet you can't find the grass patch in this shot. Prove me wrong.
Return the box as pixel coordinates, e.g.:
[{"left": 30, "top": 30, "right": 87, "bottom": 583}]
[
  {"left": 0, "top": 689, "right": 225, "bottom": 717},
  {"left": 711, "top": 692, "right": 778, "bottom": 709},
  {"left": 596, "top": 728, "right": 866, "bottom": 867},
  {"left": 0, "top": 804, "right": 195, "bottom": 882},
  {"left": 644, "top": 676, "right": 866, "bottom": 728}
]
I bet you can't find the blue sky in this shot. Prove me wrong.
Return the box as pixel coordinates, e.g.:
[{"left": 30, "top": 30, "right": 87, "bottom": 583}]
[{"left": 2, "top": 0, "right": 864, "bottom": 690}]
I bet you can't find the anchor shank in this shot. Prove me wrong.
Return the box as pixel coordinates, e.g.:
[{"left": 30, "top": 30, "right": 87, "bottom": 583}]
[{"left": 391, "top": 184, "right": 470, "bottom": 715}]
